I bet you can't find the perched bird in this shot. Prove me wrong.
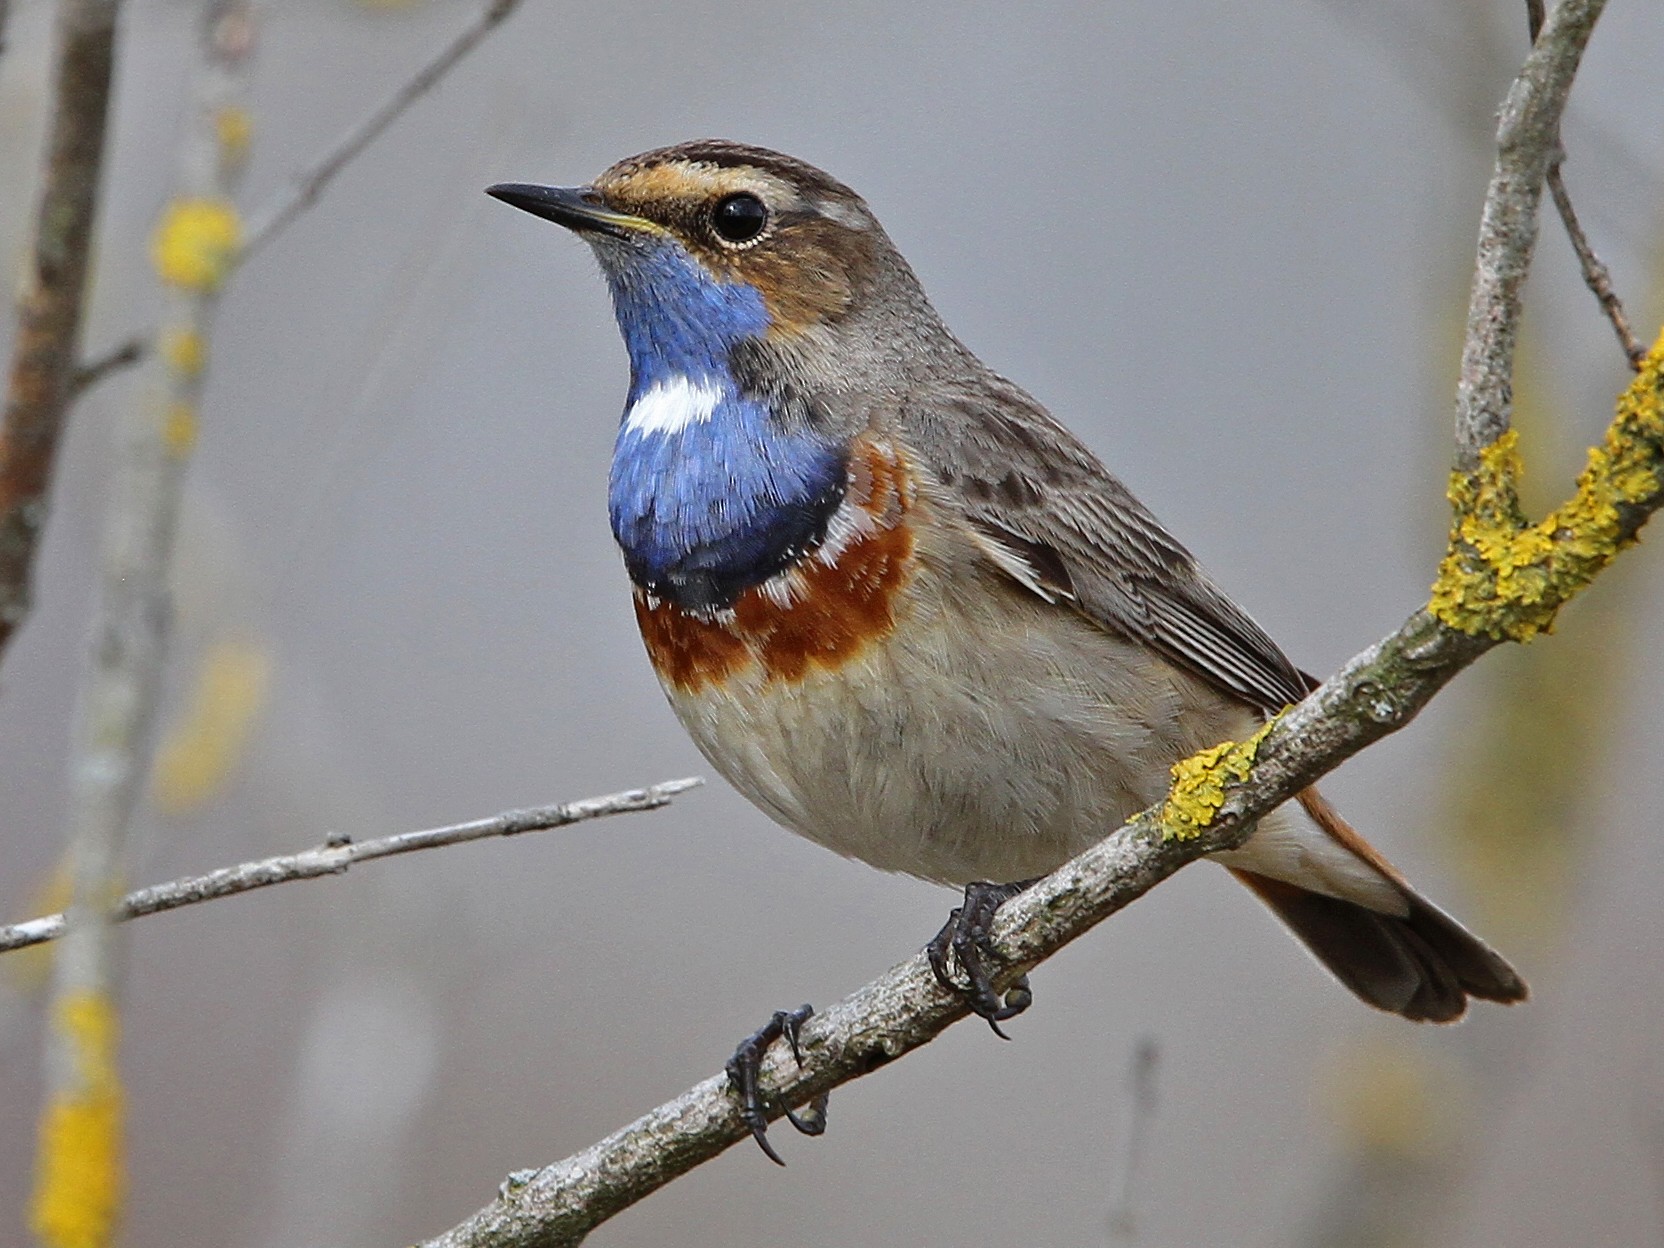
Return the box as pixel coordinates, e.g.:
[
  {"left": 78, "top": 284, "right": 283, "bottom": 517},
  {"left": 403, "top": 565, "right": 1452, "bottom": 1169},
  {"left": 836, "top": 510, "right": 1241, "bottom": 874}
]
[{"left": 488, "top": 140, "right": 1526, "bottom": 1160}]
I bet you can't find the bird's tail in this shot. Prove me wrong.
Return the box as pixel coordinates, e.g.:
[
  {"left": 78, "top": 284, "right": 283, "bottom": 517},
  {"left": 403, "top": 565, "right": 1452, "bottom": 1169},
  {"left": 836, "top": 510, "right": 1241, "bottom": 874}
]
[{"left": 1221, "top": 789, "right": 1528, "bottom": 1022}]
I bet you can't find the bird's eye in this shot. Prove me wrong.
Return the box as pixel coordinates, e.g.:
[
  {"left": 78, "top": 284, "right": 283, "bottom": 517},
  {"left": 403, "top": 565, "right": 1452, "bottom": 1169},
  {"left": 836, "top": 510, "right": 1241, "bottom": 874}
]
[{"left": 711, "top": 193, "right": 768, "bottom": 245}]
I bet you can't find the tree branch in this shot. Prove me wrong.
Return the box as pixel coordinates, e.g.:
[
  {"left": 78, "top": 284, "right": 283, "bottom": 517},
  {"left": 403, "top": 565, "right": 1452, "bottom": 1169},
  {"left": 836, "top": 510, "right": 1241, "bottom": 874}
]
[
  {"left": 238, "top": 0, "right": 526, "bottom": 262},
  {"left": 416, "top": 6, "right": 1647, "bottom": 1244},
  {"left": 1546, "top": 165, "right": 1645, "bottom": 370},
  {"left": 68, "top": 338, "right": 146, "bottom": 399},
  {"left": 1456, "top": 0, "right": 1605, "bottom": 470},
  {"left": 0, "top": 0, "right": 122, "bottom": 667},
  {"left": 0, "top": 779, "right": 701, "bottom": 955},
  {"left": 1525, "top": 0, "right": 1643, "bottom": 371}
]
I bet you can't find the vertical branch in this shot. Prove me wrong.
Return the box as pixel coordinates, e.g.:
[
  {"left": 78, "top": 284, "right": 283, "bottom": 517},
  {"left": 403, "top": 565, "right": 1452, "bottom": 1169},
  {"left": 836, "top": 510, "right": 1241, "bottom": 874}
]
[
  {"left": 1454, "top": 0, "right": 1606, "bottom": 471},
  {"left": 31, "top": 5, "right": 255, "bottom": 1246},
  {"left": 0, "top": 0, "right": 122, "bottom": 666}
]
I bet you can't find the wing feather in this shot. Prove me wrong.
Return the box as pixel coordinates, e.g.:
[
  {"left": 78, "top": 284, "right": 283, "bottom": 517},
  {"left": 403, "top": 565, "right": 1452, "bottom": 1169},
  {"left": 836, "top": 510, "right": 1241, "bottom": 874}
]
[{"left": 901, "top": 371, "right": 1315, "bottom": 713}]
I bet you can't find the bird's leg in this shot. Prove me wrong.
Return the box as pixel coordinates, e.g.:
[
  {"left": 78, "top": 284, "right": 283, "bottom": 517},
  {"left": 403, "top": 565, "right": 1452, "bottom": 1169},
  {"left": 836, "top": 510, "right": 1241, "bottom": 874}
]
[
  {"left": 926, "top": 879, "right": 1038, "bottom": 1037},
  {"left": 725, "top": 1003, "right": 829, "bottom": 1166}
]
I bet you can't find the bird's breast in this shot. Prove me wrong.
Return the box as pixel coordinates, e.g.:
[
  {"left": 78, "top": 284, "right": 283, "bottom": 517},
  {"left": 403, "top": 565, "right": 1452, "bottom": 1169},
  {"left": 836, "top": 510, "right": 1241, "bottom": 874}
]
[{"left": 632, "top": 438, "right": 917, "bottom": 692}]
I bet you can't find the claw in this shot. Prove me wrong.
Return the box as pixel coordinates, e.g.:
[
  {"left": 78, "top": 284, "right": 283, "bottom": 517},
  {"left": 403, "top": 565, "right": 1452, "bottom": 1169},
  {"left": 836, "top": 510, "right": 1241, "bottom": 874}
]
[
  {"left": 725, "top": 1004, "right": 824, "bottom": 1165},
  {"left": 926, "top": 880, "right": 1036, "bottom": 1033}
]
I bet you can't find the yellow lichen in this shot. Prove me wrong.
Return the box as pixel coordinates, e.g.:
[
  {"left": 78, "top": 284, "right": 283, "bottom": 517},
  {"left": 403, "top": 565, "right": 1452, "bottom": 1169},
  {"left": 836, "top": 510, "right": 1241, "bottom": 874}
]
[
  {"left": 152, "top": 639, "right": 272, "bottom": 814},
  {"left": 31, "top": 991, "right": 124, "bottom": 1248},
  {"left": 162, "top": 403, "right": 198, "bottom": 457},
  {"left": 160, "top": 327, "right": 207, "bottom": 378},
  {"left": 1161, "top": 718, "right": 1278, "bottom": 841},
  {"left": 215, "top": 106, "right": 253, "bottom": 167},
  {"left": 1320, "top": 1036, "right": 1463, "bottom": 1162},
  {"left": 1430, "top": 332, "right": 1664, "bottom": 640},
  {"left": 151, "top": 198, "right": 242, "bottom": 292}
]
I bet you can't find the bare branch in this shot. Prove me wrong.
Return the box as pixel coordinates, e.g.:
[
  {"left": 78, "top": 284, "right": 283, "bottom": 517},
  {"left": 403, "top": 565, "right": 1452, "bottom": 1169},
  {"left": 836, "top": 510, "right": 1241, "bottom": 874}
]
[
  {"left": 1545, "top": 166, "right": 1646, "bottom": 370},
  {"left": 0, "top": 779, "right": 701, "bottom": 955},
  {"left": 1456, "top": 0, "right": 1606, "bottom": 470},
  {"left": 0, "top": 0, "right": 122, "bottom": 666},
  {"left": 1523, "top": 0, "right": 1643, "bottom": 371},
  {"left": 69, "top": 339, "right": 146, "bottom": 398},
  {"left": 239, "top": 0, "right": 526, "bottom": 261}
]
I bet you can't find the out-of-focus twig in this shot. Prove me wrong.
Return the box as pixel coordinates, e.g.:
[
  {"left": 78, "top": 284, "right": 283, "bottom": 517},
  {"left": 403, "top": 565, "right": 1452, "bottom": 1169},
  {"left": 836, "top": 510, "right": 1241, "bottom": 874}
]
[
  {"left": 239, "top": 0, "right": 526, "bottom": 261},
  {"left": 69, "top": 339, "right": 146, "bottom": 399},
  {"left": 0, "top": 779, "right": 703, "bottom": 955},
  {"left": 1106, "top": 1038, "right": 1160, "bottom": 1241},
  {"left": 31, "top": 6, "right": 254, "bottom": 1244},
  {"left": 63, "top": 0, "right": 526, "bottom": 426},
  {"left": 0, "top": 0, "right": 122, "bottom": 668}
]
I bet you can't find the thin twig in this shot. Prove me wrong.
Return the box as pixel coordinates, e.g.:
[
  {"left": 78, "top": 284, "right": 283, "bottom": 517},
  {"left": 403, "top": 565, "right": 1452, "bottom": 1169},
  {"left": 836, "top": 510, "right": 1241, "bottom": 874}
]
[
  {"left": 239, "top": 0, "right": 525, "bottom": 261},
  {"left": 1546, "top": 166, "right": 1646, "bottom": 370},
  {"left": 1455, "top": 0, "right": 1606, "bottom": 470},
  {"left": 0, "top": 0, "right": 123, "bottom": 665},
  {"left": 1525, "top": 0, "right": 1644, "bottom": 371},
  {"left": 0, "top": 779, "right": 701, "bottom": 955},
  {"left": 69, "top": 339, "right": 146, "bottom": 398}
]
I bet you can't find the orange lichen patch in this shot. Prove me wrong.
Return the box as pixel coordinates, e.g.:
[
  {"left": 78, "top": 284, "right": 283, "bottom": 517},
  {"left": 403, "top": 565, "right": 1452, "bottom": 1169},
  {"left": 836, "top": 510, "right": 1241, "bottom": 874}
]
[{"left": 635, "top": 443, "right": 917, "bottom": 693}]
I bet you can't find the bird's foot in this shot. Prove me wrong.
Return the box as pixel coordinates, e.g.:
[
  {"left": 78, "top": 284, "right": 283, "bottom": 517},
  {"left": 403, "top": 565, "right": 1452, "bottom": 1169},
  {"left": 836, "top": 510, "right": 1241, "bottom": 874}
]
[
  {"left": 725, "top": 1004, "right": 829, "bottom": 1166},
  {"left": 926, "top": 879, "right": 1037, "bottom": 1037}
]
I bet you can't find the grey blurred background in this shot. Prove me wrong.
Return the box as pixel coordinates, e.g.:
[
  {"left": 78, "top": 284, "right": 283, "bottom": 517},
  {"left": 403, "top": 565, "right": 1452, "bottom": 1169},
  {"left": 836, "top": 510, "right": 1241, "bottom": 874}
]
[{"left": 2, "top": 1, "right": 1662, "bottom": 1244}]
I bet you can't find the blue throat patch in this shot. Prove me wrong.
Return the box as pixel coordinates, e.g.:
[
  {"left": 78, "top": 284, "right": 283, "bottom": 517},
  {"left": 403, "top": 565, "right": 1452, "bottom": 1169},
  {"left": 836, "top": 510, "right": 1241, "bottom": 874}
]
[{"left": 600, "top": 241, "right": 846, "bottom": 611}]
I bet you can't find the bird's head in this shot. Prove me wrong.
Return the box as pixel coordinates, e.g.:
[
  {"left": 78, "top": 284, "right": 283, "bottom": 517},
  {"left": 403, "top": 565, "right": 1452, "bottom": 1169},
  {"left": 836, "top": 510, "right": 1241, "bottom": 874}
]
[{"left": 489, "top": 140, "right": 946, "bottom": 390}]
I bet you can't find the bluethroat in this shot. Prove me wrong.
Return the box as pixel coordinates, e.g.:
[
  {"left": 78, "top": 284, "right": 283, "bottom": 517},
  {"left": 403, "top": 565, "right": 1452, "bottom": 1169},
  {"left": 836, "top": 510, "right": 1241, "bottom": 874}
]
[{"left": 488, "top": 140, "right": 1527, "bottom": 1163}]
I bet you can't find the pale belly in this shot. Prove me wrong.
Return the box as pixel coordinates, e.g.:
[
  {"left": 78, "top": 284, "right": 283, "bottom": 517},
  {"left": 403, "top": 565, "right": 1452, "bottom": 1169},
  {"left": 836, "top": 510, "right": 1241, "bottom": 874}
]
[{"left": 651, "top": 560, "right": 1256, "bottom": 887}]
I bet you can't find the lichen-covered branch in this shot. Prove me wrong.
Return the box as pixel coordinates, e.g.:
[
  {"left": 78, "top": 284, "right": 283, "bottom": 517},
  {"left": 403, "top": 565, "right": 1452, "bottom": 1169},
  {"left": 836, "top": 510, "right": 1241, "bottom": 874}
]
[
  {"left": 31, "top": 10, "right": 254, "bottom": 1243},
  {"left": 0, "top": 0, "right": 122, "bottom": 667},
  {"left": 1432, "top": 342, "right": 1664, "bottom": 639},
  {"left": 420, "top": 336, "right": 1662, "bottom": 1248},
  {"left": 0, "top": 779, "right": 701, "bottom": 955}
]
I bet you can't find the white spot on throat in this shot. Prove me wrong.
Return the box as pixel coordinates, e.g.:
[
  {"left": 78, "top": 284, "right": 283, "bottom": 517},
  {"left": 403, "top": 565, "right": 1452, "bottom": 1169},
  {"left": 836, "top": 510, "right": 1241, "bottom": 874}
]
[{"left": 624, "top": 376, "right": 724, "bottom": 436}]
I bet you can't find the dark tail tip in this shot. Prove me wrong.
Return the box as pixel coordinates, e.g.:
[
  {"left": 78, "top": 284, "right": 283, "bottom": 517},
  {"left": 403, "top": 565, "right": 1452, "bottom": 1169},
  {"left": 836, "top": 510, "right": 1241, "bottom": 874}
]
[{"left": 1230, "top": 869, "right": 1528, "bottom": 1023}]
